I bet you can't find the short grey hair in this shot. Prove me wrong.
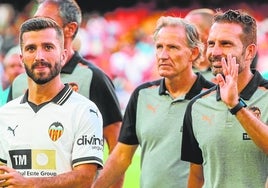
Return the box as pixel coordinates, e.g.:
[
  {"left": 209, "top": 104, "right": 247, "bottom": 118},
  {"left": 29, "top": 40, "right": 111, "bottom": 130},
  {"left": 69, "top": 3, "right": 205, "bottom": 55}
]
[
  {"left": 38, "top": 0, "right": 82, "bottom": 39},
  {"left": 153, "top": 16, "right": 204, "bottom": 65}
]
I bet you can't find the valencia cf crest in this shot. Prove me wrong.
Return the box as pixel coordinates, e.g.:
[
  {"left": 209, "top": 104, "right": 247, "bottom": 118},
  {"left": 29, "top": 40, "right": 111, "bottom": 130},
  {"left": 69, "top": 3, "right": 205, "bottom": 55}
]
[{"left": 48, "top": 122, "right": 64, "bottom": 141}]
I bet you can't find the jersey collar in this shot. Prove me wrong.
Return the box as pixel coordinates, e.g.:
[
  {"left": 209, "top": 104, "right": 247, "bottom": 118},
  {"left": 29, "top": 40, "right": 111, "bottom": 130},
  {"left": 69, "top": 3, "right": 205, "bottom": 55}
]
[
  {"left": 159, "top": 72, "right": 214, "bottom": 100},
  {"left": 60, "top": 51, "right": 81, "bottom": 74},
  {"left": 21, "top": 84, "right": 73, "bottom": 106}
]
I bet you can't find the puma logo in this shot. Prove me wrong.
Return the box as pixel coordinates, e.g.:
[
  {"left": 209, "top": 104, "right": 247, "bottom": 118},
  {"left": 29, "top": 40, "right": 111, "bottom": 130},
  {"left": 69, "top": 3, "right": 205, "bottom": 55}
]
[
  {"left": 90, "top": 109, "right": 98, "bottom": 117},
  {"left": 147, "top": 104, "right": 158, "bottom": 113},
  {"left": 7, "top": 125, "right": 18, "bottom": 136},
  {"left": 202, "top": 115, "right": 212, "bottom": 125}
]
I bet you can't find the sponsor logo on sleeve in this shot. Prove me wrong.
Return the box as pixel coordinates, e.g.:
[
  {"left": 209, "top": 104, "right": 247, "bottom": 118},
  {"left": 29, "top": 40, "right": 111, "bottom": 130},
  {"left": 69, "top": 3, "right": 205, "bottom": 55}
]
[{"left": 77, "top": 135, "right": 103, "bottom": 151}]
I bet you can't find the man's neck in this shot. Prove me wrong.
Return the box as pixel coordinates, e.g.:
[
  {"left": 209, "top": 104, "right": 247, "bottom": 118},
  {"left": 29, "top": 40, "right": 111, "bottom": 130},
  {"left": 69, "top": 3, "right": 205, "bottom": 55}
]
[
  {"left": 27, "top": 77, "right": 65, "bottom": 105},
  {"left": 165, "top": 71, "right": 197, "bottom": 98}
]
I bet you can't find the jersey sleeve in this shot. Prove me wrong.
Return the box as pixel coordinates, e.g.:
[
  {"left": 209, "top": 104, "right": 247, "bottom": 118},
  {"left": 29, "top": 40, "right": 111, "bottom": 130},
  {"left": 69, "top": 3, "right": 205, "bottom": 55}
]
[
  {"left": 0, "top": 137, "right": 7, "bottom": 165},
  {"left": 0, "top": 111, "right": 7, "bottom": 165},
  {"left": 72, "top": 102, "right": 103, "bottom": 169},
  {"left": 89, "top": 67, "right": 122, "bottom": 127},
  {"left": 181, "top": 100, "right": 203, "bottom": 164},
  {"left": 118, "top": 87, "right": 140, "bottom": 145}
]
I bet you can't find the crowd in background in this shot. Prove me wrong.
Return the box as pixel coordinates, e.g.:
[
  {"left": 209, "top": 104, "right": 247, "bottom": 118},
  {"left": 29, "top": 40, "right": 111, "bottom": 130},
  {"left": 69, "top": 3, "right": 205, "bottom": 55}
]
[{"left": 1, "top": 1, "right": 268, "bottom": 111}]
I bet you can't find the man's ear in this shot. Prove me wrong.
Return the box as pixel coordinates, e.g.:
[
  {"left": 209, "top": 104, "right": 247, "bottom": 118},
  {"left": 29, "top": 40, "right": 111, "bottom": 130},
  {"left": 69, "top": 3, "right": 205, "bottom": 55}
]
[
  {"left": 61, "top": 49, "right": 68, "bottom": 66},
  {"left": 245, "top": 43, "right": 257, "bottom": 62},
  {"left": 64, "top": 22, "right": 78, "bottom": 38},
  {"left": 190, "top": 46, "right": 201, "bottom": 62}
]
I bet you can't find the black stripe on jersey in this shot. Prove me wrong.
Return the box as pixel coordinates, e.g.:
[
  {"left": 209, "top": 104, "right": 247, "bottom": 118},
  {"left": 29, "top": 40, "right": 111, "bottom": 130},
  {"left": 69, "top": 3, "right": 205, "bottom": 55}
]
[{"left": 57, "top": 86, "right": 73, "bottom": 105}]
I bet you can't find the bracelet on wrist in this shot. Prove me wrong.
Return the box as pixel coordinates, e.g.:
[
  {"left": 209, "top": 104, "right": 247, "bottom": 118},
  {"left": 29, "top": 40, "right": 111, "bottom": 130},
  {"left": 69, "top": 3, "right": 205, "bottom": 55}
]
[{"left": 229, "top": 98, "right": 247, "bottom": 115}]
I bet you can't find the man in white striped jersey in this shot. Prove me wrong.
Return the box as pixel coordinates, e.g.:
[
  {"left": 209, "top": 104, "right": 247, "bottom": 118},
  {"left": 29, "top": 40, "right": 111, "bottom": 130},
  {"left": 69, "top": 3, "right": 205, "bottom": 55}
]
[{"left": 0, "top": 17, "right": 103, "bottom": 188}]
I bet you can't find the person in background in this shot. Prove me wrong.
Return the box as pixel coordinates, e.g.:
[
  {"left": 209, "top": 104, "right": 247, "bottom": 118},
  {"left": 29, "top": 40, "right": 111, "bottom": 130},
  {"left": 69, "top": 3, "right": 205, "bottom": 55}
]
[
  {"left": 0, "top": 47, "right": 24, "bottom": 106},
  {"left": 0, "top": 17, "right": 103, "bottom": 187},
  {"left": 181, "top": 9, "right": 268, "bottom": 188},
  {"left": 248, "top": 106, "right": 261, "bottom": 119},
  {"left": 92, "top": 16, "right": 215, "bottom": 188},
  {"left": 185, "top": 8, "right": 215, "bottom": 82},
  {"left": 8, "top": 1, "right": 123, "bottom": 186}
]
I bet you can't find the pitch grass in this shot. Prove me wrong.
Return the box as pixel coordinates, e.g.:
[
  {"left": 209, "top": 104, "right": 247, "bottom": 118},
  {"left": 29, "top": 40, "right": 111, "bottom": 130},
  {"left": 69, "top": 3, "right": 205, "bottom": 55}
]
[{"left": 103, "top": 144, "right": 140, "bottom": 188}]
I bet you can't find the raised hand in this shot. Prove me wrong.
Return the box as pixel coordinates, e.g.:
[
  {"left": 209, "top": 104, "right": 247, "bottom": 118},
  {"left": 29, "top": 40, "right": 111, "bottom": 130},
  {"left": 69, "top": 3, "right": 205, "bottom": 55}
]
[{"left": 216, "top": 54, "right": 239, "bottom": 108}]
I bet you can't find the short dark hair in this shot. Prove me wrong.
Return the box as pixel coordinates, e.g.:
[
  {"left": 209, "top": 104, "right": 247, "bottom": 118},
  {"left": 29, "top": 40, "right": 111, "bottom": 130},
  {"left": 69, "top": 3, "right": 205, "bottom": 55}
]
[
  {"left": 213, "top": 9, "right": 257, "bottom": 48},
  {"left": 19, "top": 17, "right": 64, "bottom": 49}
]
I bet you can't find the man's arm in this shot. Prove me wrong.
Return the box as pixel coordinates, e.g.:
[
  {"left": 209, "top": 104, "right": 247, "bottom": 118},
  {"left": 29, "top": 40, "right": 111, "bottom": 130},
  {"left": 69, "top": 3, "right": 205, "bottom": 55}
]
[
  {"left": 188, "top": 163, "right": 204, "bottom": 188},
  {"left": 0, "top": 163, "right": 98, "bottom": 188},
  {"left": 235, "top": 107, "right": 268, "bottom": 154},
  {"left": 103, "top": 122, "right": 124, "bottom": 188},
  {"left": 217, "top": 54, "right": 268, "bottom": 154},
  {"left": 265, "top": 177, "right": 268, "bottom": 188},
  {"left": 104, "top": 122, "right": 121, "bottom": 154},
  {"left": 92, "top": 142, "right": 138, "bottom": 188}
]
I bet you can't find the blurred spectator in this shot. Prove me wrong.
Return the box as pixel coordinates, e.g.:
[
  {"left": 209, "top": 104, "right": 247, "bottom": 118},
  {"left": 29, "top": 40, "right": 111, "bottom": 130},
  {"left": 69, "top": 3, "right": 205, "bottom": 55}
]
[
  {"left": 0, "top": 2, "right": 33, "bottom": 56},
  {"left": 109, "top": 32, "right": 155, "bottom": 112},
  {"left": 256, "top": 18, "right": 268, "bottom": 78},
  {"left": 185, "top": 8, "right": 215, "bottom": 82},
  {"left": 0, "top": 46, "right": 24, "bottom": 106},
  {"left": 0, "top": 4, "right": 16, "bottom": 56}
]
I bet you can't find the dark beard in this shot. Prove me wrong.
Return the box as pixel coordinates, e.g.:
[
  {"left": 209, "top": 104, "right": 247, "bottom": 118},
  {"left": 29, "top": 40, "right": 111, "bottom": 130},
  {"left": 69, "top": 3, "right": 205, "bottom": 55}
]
[{"left": 24, "top": 61, "right": 61, "bottom": 85}]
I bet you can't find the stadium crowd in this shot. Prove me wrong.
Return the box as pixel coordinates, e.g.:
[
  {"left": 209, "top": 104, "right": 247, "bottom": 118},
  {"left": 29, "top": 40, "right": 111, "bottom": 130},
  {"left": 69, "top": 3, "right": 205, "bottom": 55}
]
[
  {"left": 0, "top": 1, "right": 268, "bottom": 188},
  {"left": 1, "top": 1, "right": 268, "bottom": 110}
]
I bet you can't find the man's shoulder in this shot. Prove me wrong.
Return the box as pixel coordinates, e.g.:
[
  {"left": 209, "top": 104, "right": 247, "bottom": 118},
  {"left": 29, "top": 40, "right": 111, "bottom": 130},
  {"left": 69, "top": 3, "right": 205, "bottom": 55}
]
[
  {"left": 13, "top": 73, "right": 27, "bottom": 82},
  {"left": 0, "top": 96, "right": 23, "bottom": 113},
  {"left": 189, "top": 85, "right": 217, "bottom": 106},
  {"left": 11, "top": 73, "right": 28, "bottom": 99},
  {"left": 67, "top": 91, "right": 99, "bottom": 109},
  {"left": 72, "top": 56, "right": 111, "bottom": 81},
  {"left": 63, "top": 52, "right": 108, "bottom": 77}
]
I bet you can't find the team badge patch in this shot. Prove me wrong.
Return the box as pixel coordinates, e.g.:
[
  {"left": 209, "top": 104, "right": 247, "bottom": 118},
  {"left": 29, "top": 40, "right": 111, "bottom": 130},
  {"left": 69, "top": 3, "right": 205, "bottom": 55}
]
[{"left": 48, "top": 122, "right": 64, "bottom": 141}]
